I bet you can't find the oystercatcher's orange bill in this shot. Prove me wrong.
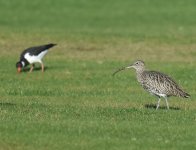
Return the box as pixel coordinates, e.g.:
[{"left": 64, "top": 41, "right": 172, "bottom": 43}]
[{"left": 17, "top": 67, "right": 22, "bottom": 73}]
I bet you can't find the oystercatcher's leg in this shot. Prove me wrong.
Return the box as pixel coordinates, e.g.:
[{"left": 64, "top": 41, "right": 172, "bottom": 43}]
[
  {"left": 41, "top": 63, "right": 44, "bottom": 72},
  {"left": 29, "top": 64, "right": 34, "bottom": 73}
]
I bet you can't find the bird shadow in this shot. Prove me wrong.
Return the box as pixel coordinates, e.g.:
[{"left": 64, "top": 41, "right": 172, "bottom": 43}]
[
  {"left": 145, "top": 103, "right": 180, "bottom": 110},
  {"left": 22, "top": 66, "right": 48, "bottom": 72},
  {"left": 0, "top": 102, "right": 16, "bottom": 107}
]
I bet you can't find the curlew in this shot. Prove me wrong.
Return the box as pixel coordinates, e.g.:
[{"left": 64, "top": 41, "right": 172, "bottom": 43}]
[{"left": 113, "top": 60, "right": 190, "bottom": 110}]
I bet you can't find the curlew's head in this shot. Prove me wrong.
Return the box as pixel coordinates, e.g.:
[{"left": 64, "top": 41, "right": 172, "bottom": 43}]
[
  {"left": 112, "top": 60, "right": 145, "bottom": 76},
  {"left": 126, "top": 60, "right": 145, "bottom": 71}
]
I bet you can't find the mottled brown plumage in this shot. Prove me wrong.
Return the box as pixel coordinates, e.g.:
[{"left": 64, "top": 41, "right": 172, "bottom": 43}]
[{"left": 113, "top": 60, "right": 190, "bottom": 109}]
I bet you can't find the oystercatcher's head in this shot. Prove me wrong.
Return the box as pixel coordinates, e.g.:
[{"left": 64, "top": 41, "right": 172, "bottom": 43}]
[{"left": 16, "top": 62, "right": 22, "bottom": 73}]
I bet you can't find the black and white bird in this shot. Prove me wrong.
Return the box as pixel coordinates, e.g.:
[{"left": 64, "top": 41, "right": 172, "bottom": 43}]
[
  {"left": 113, "top": 60, "right": 190, "bottom": 110},
  {"left": 16, "top": 43, "right": 56, "bottom": 73}
]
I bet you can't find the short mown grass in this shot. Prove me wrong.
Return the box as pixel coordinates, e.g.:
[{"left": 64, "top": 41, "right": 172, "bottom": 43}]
[{"left": 0, "top": 0, "right": 196, "bottom": 150}]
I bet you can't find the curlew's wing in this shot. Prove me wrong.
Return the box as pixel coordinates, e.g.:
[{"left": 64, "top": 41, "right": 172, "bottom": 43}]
[{"left": 142, "top": 71, "right": 189, "bottom": 97}]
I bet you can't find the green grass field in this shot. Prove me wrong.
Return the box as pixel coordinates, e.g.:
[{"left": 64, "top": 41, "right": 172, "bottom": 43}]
[{"left": 0, "top": 0, "right": 196, "bottom": 149}]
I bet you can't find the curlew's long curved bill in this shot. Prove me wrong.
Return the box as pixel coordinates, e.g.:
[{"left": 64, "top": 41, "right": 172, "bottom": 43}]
[
  {"left": 112, "top": 66, "right": 126, "bottom": 76},
  {"left": 112, "top": 64, "right": 133, "bottom": 76}
]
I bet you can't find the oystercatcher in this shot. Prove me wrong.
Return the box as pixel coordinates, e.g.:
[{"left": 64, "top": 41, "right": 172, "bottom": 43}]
[{"left": 16, "top": 43, "right": 56, "bottom": 73}]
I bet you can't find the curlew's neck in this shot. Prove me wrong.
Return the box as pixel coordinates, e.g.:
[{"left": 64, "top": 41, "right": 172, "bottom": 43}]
[
  {"left": 135, "top": 68, "right": 145, "bottom": 83},
  {"left": 135, "top": 67, "right": 145, "bottom": 74}
]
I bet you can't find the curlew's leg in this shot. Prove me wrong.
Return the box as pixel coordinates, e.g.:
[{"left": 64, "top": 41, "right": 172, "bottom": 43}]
[
  {"left": 164, "top": 97, "right": 169, "bottom": 110},
  {"left": 156, "top": 97, "right": 161, "bottom": 110},
  {"left": 29, "top": 64, "right": 34, "bottom": 73}
]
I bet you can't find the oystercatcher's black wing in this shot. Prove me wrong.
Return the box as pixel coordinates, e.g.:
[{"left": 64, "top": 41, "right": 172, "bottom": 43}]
[{"left": 20, "top": 43, "right": 56, "bottom": 59}]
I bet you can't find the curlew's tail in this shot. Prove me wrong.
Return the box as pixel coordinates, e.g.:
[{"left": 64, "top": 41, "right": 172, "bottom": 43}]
[{"left": 179, "top": 90, "right": 190, "bottom": 98}]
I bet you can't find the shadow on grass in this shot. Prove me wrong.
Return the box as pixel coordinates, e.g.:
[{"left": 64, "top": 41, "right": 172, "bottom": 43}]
[
  {"left": 145, "top": 103, "right": 180, "bottom": 110},
  {"left": 22, "top": 66, "right": 48, "bottom": 72},
  {"left": 0, "top": 102, "right": 16, "bottom": 107}
]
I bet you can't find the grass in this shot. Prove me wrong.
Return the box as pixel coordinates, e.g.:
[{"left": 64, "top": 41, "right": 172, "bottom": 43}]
[{"left": 0, "top": 0, "right": 196, "bottom": 150}]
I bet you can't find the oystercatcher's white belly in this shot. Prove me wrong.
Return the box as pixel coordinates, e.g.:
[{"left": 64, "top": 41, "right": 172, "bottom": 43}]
[{"left": 24, "top": 50, "right": 48, "bottom": 64}]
